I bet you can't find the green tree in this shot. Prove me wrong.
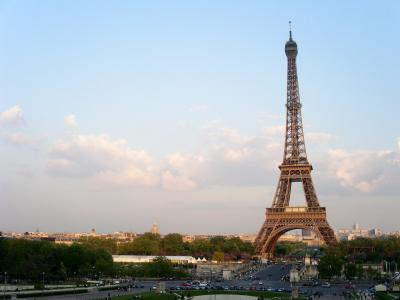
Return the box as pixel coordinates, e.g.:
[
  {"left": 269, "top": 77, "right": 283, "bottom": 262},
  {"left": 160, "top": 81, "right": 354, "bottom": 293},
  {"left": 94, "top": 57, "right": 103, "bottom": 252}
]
[
  {"left": 190, "top": 239, "right": 212, "bottom": 258},
  {"left": 119, "top": 232, "right": 161, "bottom": 255},
  {"left": 79, "top": 237, "right": 117, "bottom": 254},
  {"left": 58, "top": 262, "right": 67, "bottom": 280},
  {"left": 212, "top": 251, "right": 225, "bottom": 263},
  {"left": 187, "top": 236, "right": 254, "bottom": 260},
  {"left": 161, "top": 234, "right": 186, "bottom": 255},
  {"left": 317, "top": 252, "right": 343, "bottom": 279},
  {"left": 343, "top": 263, "right": 357, "bottom": 280},
  {"left": 366, "top": 266, "right": 379, "bottom": 280},
  {"left": 0, "top": 239, "right": 115, "bottom": 281},
  {"left": 355, "top": 264, "right": 364, "bottom": 279},
  {"left": 274, "top": 241, "right": 307, "bottom": 257},
  {"left": 147, "top": 256, "right": 173, "bottom": 277}
]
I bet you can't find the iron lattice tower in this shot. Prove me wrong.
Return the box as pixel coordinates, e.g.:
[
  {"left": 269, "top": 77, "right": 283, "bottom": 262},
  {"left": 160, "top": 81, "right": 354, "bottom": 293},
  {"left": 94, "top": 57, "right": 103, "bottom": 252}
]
[{"left": 255, "top": 27, "right": 337, "bottom": 258}]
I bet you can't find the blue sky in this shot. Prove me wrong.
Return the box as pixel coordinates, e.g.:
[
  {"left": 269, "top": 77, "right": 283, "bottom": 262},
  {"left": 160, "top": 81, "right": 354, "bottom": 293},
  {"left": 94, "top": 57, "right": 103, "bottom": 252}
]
[{"left": 0, "top": 1, "right": 399, "bottom": 234}]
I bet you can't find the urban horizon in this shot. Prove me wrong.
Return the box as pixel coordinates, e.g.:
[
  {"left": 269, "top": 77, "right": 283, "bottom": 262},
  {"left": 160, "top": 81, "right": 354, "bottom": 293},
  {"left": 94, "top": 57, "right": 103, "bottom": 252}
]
[{"left": 2, "top": 222, "right": 398, "bottom": 237}]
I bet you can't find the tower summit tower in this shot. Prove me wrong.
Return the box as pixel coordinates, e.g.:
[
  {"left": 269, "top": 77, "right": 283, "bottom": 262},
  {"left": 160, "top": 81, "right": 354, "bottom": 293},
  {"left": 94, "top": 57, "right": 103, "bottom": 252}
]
[{"left": 255, "top": 25, "right": 337, "bottom": 258}]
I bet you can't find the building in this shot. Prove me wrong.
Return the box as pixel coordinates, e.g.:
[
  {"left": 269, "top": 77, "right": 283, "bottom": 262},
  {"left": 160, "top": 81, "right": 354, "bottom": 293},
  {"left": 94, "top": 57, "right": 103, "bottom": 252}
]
[
  {"left": 151, "top": 223, "right": 160, "bottom": 235},
  {"left": 181, "top": 234, "right": 256, "bottom": 243},
  {"left": 112, "top": 255, "right": 198, "bottom": 264},
  {"left": 196, "top": 262, "right": 250, "bottom": 280},
  {"left": 337, "top": 224, "right": 382, "bottom": 240}
]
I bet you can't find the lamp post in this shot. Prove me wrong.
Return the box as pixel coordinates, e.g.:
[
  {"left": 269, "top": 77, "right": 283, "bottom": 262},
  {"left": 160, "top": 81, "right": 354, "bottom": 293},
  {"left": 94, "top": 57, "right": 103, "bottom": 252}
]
[
  {"left": 385, "top": 260, "right": 390, "bottom": 275},
  {"left": 3, "top": 272, "right": 7, "bottom": 299},
  {"left": 384, "top": 260, "right": 398, "bottom": 276},
  {"left": 73, "top": 272, "right": 76, "bottom": 295},
  {"left": 42, "top": 272, "right": 45, "bottom": 296},
  {"left": 391, "top": 261, "right": 398, "bottom": 273},
  {"left": 389, "top": 261, "right": 398, "bottom": 275}
]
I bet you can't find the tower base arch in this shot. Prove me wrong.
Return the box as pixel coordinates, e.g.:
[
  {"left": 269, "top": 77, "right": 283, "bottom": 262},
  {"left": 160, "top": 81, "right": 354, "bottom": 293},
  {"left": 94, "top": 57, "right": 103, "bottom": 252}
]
[{"left": 255, "top": 207, "right": 336, "bottom": 259}]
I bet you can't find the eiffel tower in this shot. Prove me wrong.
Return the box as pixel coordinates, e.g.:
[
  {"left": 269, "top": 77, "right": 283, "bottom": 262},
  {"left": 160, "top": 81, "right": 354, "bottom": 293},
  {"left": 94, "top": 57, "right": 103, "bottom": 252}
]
[{"left": 255, "top": 25, "right": 337, "bottom": 258}]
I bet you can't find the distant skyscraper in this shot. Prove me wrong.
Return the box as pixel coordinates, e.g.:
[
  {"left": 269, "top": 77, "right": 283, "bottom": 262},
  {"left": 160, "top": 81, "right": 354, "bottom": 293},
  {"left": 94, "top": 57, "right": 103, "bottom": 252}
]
[
  {"left": 353, "top": 223, "right": 360, "bottom": 230},
  {"left": 151, "top": 222, "right": 160, "bottom": 235}
]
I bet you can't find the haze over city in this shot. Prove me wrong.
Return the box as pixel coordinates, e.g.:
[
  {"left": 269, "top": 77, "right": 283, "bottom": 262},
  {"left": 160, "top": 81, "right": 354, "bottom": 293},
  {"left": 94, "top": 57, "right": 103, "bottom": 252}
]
[{"left": 1, "top": 1, "right": 399, "bottom": 234}]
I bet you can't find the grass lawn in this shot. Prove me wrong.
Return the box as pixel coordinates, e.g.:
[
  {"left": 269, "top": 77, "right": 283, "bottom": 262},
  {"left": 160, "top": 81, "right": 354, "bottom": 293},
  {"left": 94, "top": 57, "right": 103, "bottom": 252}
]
[
  {"left": 174, "top": 290, "right": 291, "bottom": 298},
  {"left": 108, "top": 291, "right": 297, "bottom": 300},
  {"left": 108, "top": 293, "right": 175, "bottom": 300},
  {"left": 375, "top": 292, "right": 399, "bottom": 300}
]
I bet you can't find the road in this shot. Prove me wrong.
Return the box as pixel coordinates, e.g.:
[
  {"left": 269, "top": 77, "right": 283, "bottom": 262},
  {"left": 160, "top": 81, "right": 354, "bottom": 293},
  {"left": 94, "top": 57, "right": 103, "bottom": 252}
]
[
  {"left": 256, "top": 263, "right": 292, "bottom": 281},
  {"left": 15, "top": 283, "right": 155, "bottom": 300},
  {"left": 253, "top": 263, "right": 374, "bottom": 298},
  {"left": 17, "top": 263, "right": 376, "bottom": 299}
]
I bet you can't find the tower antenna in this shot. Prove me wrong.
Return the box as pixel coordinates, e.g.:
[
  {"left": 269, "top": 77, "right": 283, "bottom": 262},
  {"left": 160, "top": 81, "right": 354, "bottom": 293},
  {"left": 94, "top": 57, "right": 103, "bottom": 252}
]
[{"left": 289, "top": 21, "right": 292, "bottom": 39}]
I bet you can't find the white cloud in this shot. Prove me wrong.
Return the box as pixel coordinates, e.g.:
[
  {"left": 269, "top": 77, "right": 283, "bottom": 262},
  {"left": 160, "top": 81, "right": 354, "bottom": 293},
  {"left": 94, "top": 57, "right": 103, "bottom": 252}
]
[
  {"left": 95, "top": 168, "right": 159, "bottom": 187},
  {"left": 223, "top": 148, "right": 251, "bottom": 161},
  {"left": 205, "top": 123, "right": 282, "bottom": 163},
  {"left": 64, "top": 114, "right": 77, "bottom": 127},
  {"left": 50, "top": 134, "right": 152, "bottom": 166},
  {"left": 204, "top": 121, "right": 249, "bottom": 144},
  {"left": 327, "top": 147, "right": 400, "bottom": 193},
  {"left": 165, "top": 153, "right": 205, "bottom": 174},
  {"left": 0, "top": 105, "right": 24, "bottom": 126},
  {"left": 47, "top": 134, "right": 157, "bottom": 187},
  {"left": 161, "top": 171, "right": 197, "bottom": 191},
  {"left": 161, "top": 153, "right": 205, "bottom": 191},
  {"left": 196, "top": 122, "right": 283, "bottom": 186},
  {"left": 45, "top": 125, "right": 282, "bottom": 191},
  {"left": 306, "top": 132, "right": 335, "bottom": 142},
  {"left": 0, "top": 132, "right": 35, "bottom": 145},
  {"left": 45, "top": 119, "right": 400, "bottom": 195},
  {"left": 46, "top": 159, "right": 82, "bottom": 176},
  {"left": 47, "top": 135, "right": 204, "bottom": 191},
  {"left": 0, "top": 106, "right": 42, "bottom": 147},
  {"left": 264, "top": 125, "right": 285, "bottom": 137},
  {"left": 202, "top": 122, "right": 400, "bottom": 194}
]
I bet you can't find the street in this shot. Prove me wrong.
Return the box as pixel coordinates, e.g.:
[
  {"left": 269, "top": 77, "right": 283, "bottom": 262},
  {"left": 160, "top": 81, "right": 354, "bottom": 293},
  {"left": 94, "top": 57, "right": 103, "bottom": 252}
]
[{"left": 17, "top": 263, "right": 377, "bottom": 299}]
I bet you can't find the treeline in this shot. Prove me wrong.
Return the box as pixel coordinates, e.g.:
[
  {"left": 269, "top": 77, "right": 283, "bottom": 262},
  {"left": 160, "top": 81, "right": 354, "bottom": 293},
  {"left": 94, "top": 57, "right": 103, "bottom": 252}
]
[
  {"left": 81, "top": 233, "right": 255, "bottom": 260},
  {"left": 0, "top": 238, "right": 188, "bottom": 281},
  {"left": 116, "top": 256, "right": 189, "bottom": 278},
  {"left": 0, "top": 238, "right": 113, "bottom": 281},
  {"left": 0, "top": 233, "right": 254, "bottom": 281},
  {"left": 330, "top": 237, "right": 400, "bottom": 263},
  {"left": 274, "top": 241, "right": 308, "bottom": 257},
  {"left": 317, "top": 237, "right": 400, "bottom": 279}
]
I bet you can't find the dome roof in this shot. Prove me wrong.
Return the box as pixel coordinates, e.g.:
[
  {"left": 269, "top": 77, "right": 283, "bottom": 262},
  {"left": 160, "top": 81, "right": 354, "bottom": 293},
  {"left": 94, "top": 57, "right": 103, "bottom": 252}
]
[{"left": 285, "top": 31, "right": 298, "bottom": 56}]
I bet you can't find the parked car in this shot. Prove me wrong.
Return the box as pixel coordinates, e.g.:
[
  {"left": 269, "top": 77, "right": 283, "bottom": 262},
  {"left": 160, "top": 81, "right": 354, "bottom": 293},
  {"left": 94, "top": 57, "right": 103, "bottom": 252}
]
[
  {"left": 345, "top": 283, "right": 355, "bottom": 289},
  {"left": 321, "top": 282, "right": 331, "bottom": 288}
]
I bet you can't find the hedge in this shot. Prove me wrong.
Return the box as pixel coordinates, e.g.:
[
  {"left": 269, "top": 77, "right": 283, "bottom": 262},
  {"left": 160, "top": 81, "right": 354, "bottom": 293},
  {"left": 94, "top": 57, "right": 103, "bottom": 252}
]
[{"left": 16, "top": 289, "right": 88, "bottom": 298}]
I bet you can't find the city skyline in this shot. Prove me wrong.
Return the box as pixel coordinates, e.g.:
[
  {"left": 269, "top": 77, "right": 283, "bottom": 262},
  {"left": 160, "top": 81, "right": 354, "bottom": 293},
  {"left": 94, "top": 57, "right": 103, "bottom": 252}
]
[
  {"left": 2, "top": 222, "right": 397, "bottom": 250},
  {"left": 1, "top": 1, "right": 400, "bottom": 234}
]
